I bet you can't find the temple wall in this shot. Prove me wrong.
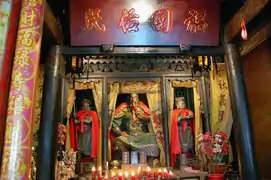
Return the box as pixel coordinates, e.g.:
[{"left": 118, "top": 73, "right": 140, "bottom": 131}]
[{"left": 242, "top": 39, "right": 271, "bottom": 179}]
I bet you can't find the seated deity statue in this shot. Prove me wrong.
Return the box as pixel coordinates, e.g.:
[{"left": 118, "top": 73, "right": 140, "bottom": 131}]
[
  {"left": 171, "top": 97, "right": 194, "bottom": 167},
  {"left": 70, "top": 99, "right": 99, "bottom": 158},
  {"left": 111, "top": 93, "right": 159, "bottom": 160}
]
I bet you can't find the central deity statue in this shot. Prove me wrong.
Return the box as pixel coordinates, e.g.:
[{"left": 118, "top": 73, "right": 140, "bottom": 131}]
[{"left": 111, "top": 93, "right": 159, "bottom": 159}]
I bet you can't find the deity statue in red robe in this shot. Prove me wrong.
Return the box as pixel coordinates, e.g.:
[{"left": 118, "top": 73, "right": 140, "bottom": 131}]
[
  {"left": 70, "top": 99, "right": 99, "bottom": 158},
  {"left": 171, "top": 97, "right": 194, "bottom": 167}
]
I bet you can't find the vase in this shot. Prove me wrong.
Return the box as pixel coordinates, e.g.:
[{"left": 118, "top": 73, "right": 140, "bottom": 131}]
[
  {"left": 208, "top": 162, "right": 227, "bottom": 174},
  {"left": 208, "top": 174, "right": 224, "bottom": 180}
]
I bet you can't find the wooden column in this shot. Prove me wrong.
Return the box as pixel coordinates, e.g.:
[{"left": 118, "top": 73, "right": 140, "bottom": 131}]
[
  {"left": 224, "top": 44, "right": 259, "bottom": 180},
  {"left": 36, "top": 46, "right": 65, "bottom": 179},
  {"left": 161, "top": 76, "right": 170, "bottom": 167},
  {"left": 0, "top": 0, "right": 45, "bottom": 179},
  {"left": 200, "top": 76, "right": 211, "bottom": 133},
  {"left": 102, "top": 77, "right": 109, "bottom": 170},
  {"left": 0, "top": 0, "right": 21, "bottom": 165}
]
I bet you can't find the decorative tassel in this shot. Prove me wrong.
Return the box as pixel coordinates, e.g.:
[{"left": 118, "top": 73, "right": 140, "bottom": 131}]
[{"left": 241, "top": 19, "right": 247, "bottom": 40}]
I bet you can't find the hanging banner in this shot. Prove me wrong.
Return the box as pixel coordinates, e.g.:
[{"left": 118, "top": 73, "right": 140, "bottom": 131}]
[{"left": 70, "top": 0, "right": 220, "bottom": 46}]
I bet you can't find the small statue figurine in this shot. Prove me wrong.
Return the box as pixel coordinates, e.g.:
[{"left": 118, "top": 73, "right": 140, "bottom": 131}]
[
  {"left": 70, "top": 99, "right": 99, "bottom": 158},
  {"left": 111, "top": 93, "right": 159, "bottom": 160},
  {"left": 171, "top": 97, "right": 194, "bottom": 167}
]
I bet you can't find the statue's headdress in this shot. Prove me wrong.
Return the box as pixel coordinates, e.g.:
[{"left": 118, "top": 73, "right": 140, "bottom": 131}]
[
  {"left": 175, "top": 97, "right": 185, "bottom": 103},
  {"left": 130, "top": 93, "right": 138, "bottom": 98},
  {"left": 81, "top": 99, "right": 91, "bottom": 105}
]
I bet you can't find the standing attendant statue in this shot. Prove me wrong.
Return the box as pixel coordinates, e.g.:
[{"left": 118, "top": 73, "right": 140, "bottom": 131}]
[
  {"left": 171, "top": 97, "right": 194, "bottom": 167},
  {"left": 70, "top": 99, "right": 100, "bottom": 159}
]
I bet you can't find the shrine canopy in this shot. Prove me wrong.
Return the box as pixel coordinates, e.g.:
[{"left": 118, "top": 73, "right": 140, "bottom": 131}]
[{"left": 70, "top": 0, "right": 220, "bottom": 46}]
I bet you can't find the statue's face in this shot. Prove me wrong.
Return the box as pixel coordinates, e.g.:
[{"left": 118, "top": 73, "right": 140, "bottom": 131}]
[
  {"left": 82, "top": 102, "right": 90, "bottom": 110},
  {"left": 130, "top": 94, "right": 139, "bottom": 106},
  {"left": 176, "top": 100, "right": 186, "bottom": 109}
]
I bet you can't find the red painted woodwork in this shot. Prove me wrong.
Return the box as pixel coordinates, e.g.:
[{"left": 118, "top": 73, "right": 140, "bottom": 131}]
[
  {"left": 70, "top": 0, "right": 220, "bottom": 46},
  {"left": 0, "top": 0, "right": 21, "bottom": 163}
]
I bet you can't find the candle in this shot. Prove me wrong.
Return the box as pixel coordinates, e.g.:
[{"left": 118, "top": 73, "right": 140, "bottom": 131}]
[
  {"left": 104, "top": 175, "right": 109, "bottom": 180},
  {"left": 146, "top": 167, "right": 151, "bottom": 177},
  {"left": 154, "top": 171, "right": 158, "bottom": 179},
  {"left": 118, "top": 172, "right": 123, "bottom": 180},
  {"left": 125, "top": 172, "right": 129, "bottom": 180},
  {"left": 158, "top": 169, "right": 162, "bottom": 177},
  {"left": 111, "top": 172, "right": 116, "bottom": 179},
  {"left": 163, "top": 169, "right": 168, "bottom": 178},
  {"left": 98, "top": 166, "right": 102, "bottom": 174},
  {"left": 98, "top": 171, "right": 103, "bottom": 180},
  {"left": 169, "top": 171, "right": 174, "bottom": 178},
  {"left": 137, "top": 167, "right": 141, "bottom": 180},
  {"left": 92, "top": 167, "right": 96, "bottom": 179},
  {"left": 131, "top": 171, "right": 135, "bottom": 180}
]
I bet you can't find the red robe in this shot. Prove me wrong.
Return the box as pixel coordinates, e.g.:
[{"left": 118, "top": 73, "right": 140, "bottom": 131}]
[
  {"left": 171, "top": 108, "right": 194, "bottom": 167},
  {"left": 70, "top": 110, "right": 100, "bottom": 158}
]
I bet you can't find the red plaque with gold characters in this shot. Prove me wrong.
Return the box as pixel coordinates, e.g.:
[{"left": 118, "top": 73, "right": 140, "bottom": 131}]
[{"left": 70, "top": 0, "right": 220, "bottom": 46}]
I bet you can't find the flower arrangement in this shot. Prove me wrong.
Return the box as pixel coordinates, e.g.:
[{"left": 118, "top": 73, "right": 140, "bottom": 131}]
[
  {"left": 58, "top": 124, "right": 66, "bottom": 146},
  {"left": 56, "top": 149, "right": 77, "bottom": 180},
  {"left": 197, "top": 132, "right": 230, "bottom": 163}
]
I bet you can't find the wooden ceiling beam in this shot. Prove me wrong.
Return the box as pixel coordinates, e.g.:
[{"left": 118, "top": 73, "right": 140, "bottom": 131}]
[
  {"left": 225, "top": 0, "right": 271, "bottom": 43},
  {"left": 44, "top": 2, "right": 63, "bottom": 44},
  {"left": 239, "top": 20, "right": 271, "bottom": 56}
]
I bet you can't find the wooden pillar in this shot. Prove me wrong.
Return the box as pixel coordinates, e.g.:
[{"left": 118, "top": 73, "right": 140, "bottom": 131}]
[
  {"left": 161, "top": 76, "right": 170, "bottom": 167},
  {"left": 36, "top": 46, "right": 65, "bottom": 179},
  {"left": 224, "top": 44, "right": 259, "bottom": 180},
  {"left": 0, "top": 0, "right": 21, "bottom": 165},
  {"left": 0, "top": 0, "right": 45, "bottom": 179},
  {"left": 102, "top": 77, "right": 109, "bottom": 170},
  {"left": 200, "top": 76, "right": 211, "bottom": 133}
]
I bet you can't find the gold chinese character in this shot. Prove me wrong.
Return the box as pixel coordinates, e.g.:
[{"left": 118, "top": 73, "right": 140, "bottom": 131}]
[
  {"left": 14, "top": 95, "right": 25, "bottom": 115},
  {"left": 84, "top": 8, "right": 106, "bottom": 32},
  {"left": 16, "top": 30, "right": 35, "bottom": 48},
  {"left": 14, "top": 50, "right": 30, "bottom": 68},
  {"left": 12, "top": 72, "right": 24, "bottom": 91},
  {"left": 20, "top": 8, "right": 37, "bottom": 28},
  {"left": 184, "top": 9, "right": 208, "bottom": 33},
  {"left": 24, "top": 0, "right": 43, "bottom": 7}
]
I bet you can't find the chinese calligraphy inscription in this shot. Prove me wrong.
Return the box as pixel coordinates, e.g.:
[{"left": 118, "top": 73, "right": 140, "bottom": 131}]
[
  {"left": 84, "top": 8, "right": 106, "bottom": 32},
  {"left": 150, "top": 8, "right": 173, "bottom": 33},
  {"left": 118, "top": 8, "right": 140, "bottom": 34},
  {"left": 184, "top": 9, "right": 208, "bottom": 33}
]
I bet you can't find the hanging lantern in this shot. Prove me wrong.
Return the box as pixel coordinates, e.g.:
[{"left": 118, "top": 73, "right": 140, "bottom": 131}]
[
  {"left": 72, "top": 56, "right": 77, "bottom": 70},
  {"left": 240, "top": 18, "right": 247, "bottom": 40},
  {"left": 192, "top": 56, "right": 211, "bottom": 74}
]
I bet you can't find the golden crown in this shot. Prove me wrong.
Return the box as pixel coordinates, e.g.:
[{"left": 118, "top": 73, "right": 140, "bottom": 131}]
[{"left": 175, "top": 97, "right": 185, "bottom": 103}]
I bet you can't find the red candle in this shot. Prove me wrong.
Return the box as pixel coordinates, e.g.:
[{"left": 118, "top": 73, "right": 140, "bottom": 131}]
[
  {"left": 154, "top": 171, "right": 158, "bottom": 179},
  {"left": 146, "top": 167, "right": 151, "bottom": 177},
  {"left": 131, "top": 171, "right": 136, "bottom": 180},
  {"left": 158, "top": 169, "right": 162, "bottom": 177},
  {"left": 169, "top": 171, "right": 174, "bottom": 178},
  {"left": 118, "top": 172, "right": 123, "bottom": 180},
  {"left": 163, "top": 169, "right": 168, "bottom": 178},
  {"left": 98, "top": 172, "right": 102, "bottom": 180},
  {"left": 124, "top": 172, "right": 129, "bottom": 180},
  {"left": 111, "top": 172, "right": 116, "bottom": 180},
  {"left": 137, "top": 167, "right": 141, "bottom": 180},
  {"left": 98, "top": 166, "right": 102, "bottom": 174},
  {"left": 104, "top": 175, "right": 109, "bottom": 180},
  {"left": 92, "top": 167, "right": 96, "bottom": 179}
]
